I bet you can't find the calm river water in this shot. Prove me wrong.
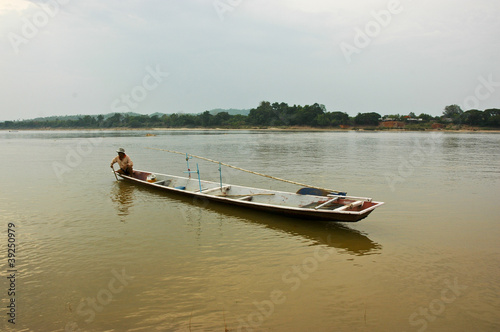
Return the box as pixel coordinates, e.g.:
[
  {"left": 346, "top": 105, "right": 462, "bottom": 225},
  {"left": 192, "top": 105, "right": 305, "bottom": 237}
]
[{"left": 0, "top": 130, "right": 499, "bottom": 332}]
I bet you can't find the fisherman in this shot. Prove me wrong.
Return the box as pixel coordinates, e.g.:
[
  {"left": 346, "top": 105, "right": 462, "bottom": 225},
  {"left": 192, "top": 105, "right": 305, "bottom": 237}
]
[{"left": 110, "top": 148, "right": 134, "bottom": 175}]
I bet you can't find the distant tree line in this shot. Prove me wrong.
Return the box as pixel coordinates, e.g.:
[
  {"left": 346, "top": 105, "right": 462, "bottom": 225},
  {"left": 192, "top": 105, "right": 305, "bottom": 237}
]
[
  {"left": 1, "top": 102, "right": 499, "bottom": 129},
  {"left": 440, "top": 105, "right": 500, "bottom": 126}
]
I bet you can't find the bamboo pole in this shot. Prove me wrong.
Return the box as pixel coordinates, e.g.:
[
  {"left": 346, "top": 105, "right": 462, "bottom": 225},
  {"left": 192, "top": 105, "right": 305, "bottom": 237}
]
[
  {"left": 145, "top": 147, "right": 343, "bottom": 194},
  {"left": 111, "top": 165, "right": 119, "bottom": 181},
  {"left": 220, "top": 193, "right": 276, "bottom": 197}
]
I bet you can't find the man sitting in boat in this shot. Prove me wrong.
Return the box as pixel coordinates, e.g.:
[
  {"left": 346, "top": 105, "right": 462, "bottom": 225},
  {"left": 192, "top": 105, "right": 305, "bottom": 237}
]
[{"left": 110, "top": 148, "right": 134, "bottom": 175}]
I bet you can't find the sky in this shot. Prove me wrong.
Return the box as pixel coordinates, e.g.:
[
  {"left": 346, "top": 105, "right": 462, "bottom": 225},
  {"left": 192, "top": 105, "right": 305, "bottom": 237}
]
[{"left": 0, "top": 0, "right": 499, "bottom": 121}]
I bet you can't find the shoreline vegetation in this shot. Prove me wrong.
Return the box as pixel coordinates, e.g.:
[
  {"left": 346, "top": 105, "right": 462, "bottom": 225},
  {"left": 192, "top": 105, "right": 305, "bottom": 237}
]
[
  {"left": 2, "top": 102, "right": 499, "bottom": 132},
  {"left": 2, "top": 127, "right": 500, "bottom": 133}
]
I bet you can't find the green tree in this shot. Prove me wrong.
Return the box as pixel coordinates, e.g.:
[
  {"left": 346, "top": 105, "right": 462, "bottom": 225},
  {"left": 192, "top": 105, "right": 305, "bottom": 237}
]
[
  {"left": 96, "top": 114, "right": 104, "bottom": 127},
  {"left": 330, "top": 111, "right": 349, "bottom": 126},
  {"left": 484, "top": 108, "right": 500, "bottom": 126},
  {"left": 228, "top": 114, "right": 247, "bottom": 128},
  {"left": 125, "top": 114, "right": 150, "bottom": 128},
  {"left": 295, "top": 103, "right": 324, "bottom": 126},
  {"left": 150, "top": 115, "right": 161, "bottom": 127},
  {"left": 165, "top": 114, "right": 177, "bottom": 127},
  {"left": 315, "top": 111, "right": 349, "bottom": 127},
  {"left": 104, "top": 113, "right": 123, "bottom": 127},
  {"left": 128, "top": 118, "right": 143, "bottom": 128},
  {"left": 2, "top": 121, "right": 14, "bottom": 128},
  {"left": 443, "top": 104, "right": 463, "bottom": 124},
  {"left": 315, "top": 113, "right": 331, "bottom": 126},
  {"left": 177, "top": 114, "right": 196, "bottom": 127},
  {"left": 418, "top": 113, "right": 434, "bottom": 122},
  {"left": 76, "top": 115, "right": 97, "bottom": 127},
  {"left": 248, "top": 101, "right": 274, "bottom": 126},
  {"left": 462, "top": 110, "right": 484, "bottom": 126},
  {"left": 200, "top": 111, "right": 213, "bottom": 127},
  {"left": 214, "top": 112, "right": 231, "bottom": 126},
  {"left": 271, "top": 102, "right": 292, "bottom": 126},
  {"left": 354, "top": 112, "right": 381, "bottom": 126}
]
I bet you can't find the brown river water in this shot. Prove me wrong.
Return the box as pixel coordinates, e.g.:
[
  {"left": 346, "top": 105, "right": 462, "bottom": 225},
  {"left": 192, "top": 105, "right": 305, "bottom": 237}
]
[{"left": 0, "top": 130, "right": 499, "bottom": 331}]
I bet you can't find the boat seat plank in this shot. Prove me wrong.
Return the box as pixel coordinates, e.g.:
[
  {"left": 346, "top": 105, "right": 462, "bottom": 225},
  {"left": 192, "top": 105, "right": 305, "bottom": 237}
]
[
  {"left": 201, "top": 185, "right": 231, "bottom": 194},
  {"left": 302, "top": 198, "right": 343, "bottom": 210},
  {"left": 314, "top": 197, "right": 340, "bottom": 210}
]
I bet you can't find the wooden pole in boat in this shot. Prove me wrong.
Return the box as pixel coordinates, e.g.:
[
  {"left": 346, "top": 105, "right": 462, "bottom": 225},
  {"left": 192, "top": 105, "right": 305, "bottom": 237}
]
[
  {"left": 145, "top": 147, "right": 344, "bottom": 195},
  {"left": 111, "top": 165, "right": 119, "bottom": 181},
  {"left": 219, "top": 161, "right": 223, "bottom": 191}
]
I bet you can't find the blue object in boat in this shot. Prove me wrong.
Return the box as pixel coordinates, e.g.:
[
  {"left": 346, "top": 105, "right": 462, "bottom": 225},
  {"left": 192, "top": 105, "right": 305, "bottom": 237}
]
[{"left": 296, "top": 187, "right": 346, "bottom": 196}]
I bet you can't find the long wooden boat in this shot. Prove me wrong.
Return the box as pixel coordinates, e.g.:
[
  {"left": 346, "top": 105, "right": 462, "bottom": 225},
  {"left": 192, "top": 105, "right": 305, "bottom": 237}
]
[{"left": 114, "top": 169, "right": 384, "bottom": 222}]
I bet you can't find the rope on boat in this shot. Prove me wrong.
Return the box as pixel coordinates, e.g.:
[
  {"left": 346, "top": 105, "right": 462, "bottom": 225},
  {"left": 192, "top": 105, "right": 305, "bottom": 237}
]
[{"left": 145, "top": 147, "right": 344, "bottom": 195}]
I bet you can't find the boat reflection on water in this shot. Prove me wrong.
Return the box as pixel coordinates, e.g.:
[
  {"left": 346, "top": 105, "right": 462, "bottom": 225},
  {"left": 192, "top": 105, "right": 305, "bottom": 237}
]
[
  {"left": 110, "top": 181, "right": 136, "bottom": 221},
  {"left": 118, "top": 180, "right": 382, "bottom": 256},
  {"left": 187, "top": 201, "right": 381, "bottom": 256}
]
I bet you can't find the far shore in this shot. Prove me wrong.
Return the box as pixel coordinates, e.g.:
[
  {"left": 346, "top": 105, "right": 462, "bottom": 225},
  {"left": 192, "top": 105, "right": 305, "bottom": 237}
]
[{"left": 2, "top": 126, "right": 500, "bottom": 133}]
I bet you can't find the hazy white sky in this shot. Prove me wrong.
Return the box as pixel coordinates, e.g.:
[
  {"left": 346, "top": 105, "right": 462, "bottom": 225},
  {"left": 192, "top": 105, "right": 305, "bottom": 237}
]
[{"left": 1, "top": 0, "right": 499, "bottom": 120}]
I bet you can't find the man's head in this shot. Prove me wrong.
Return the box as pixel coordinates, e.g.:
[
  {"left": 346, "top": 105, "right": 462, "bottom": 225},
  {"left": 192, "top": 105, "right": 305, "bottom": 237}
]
[{"left": 116, "top": 148, "right": 126, "bottom": 156}]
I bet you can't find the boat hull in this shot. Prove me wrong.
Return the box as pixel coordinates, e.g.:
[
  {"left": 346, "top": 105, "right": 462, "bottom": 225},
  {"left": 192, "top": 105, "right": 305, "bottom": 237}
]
[{"left": 116, "top": 170, "right": 384, "bottom": 222}]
